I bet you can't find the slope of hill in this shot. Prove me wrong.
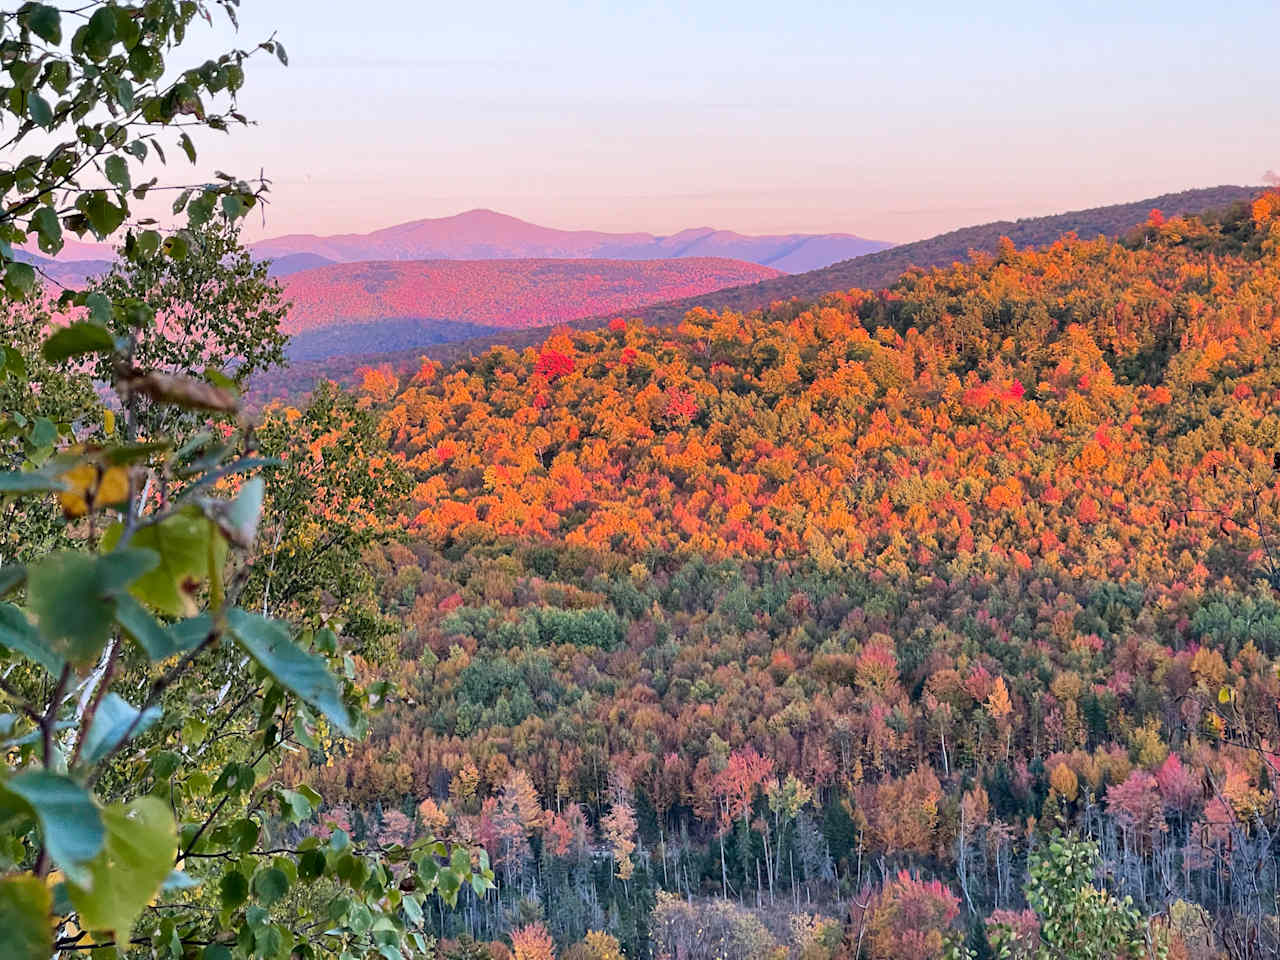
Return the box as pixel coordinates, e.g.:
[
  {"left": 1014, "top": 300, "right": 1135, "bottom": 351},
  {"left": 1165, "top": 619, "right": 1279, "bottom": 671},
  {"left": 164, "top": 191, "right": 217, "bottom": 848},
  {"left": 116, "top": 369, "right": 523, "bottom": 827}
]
[
  {"left": 265, "top": 252, "right": 336, "bottom": 277},
  {"left": 278, "top": 256, "right": 781, "bottom": 334},
  {"left": 616, "top": 183, "right": 1262, "bottom": 326},
  {"left": 251, "top": 208, "right": 890, "bottom": 271},
  {"left": 280, "top": 193, "right": 1280, "bottom": 951},
  {"left": 16, "top": 249, "right": 113, "bottom": 287}
]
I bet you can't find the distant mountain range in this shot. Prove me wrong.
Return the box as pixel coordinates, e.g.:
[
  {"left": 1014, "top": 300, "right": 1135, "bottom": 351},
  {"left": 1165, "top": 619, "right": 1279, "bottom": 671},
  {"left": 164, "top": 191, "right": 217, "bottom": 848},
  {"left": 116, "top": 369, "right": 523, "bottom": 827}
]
[
  {"left": 251, "top": 209, "right": 890, "bottom": 275},
  {"left": 20, "top": 208, "right": 889, "bottom": 282},
  {"left": 15, "top": 249, "right": 113, "bottom": 287}
]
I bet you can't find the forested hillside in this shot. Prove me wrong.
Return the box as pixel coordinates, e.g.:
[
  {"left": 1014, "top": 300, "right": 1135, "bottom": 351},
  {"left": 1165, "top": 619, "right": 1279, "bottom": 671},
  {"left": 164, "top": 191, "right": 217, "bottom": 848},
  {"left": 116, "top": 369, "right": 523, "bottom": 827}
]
[
  {"left": 10, "top": 3, "right": 1272, "bottom": 960},
  {"left": 620, "top": 185, "right": 1262, "bottom": 325},
  {"left": 280, "top": 257, "right": 780, "bottom": 333},
  {"left": 285, "top": 196, "right": 1280, "bottom": 957},
  {"left": 253, "top": 186, "right": 1258, "bottom": 401}
]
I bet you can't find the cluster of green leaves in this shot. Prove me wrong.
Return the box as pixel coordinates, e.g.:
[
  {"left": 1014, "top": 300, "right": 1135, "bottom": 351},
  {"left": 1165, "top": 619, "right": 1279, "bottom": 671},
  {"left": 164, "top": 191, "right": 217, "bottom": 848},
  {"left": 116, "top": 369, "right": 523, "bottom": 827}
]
[
  {"left": 1022, "top": 835, "right": 1159, "bottom": 960},
  {"left": 0, "top": 3, "right": 492, "bottom": 958},
  {"left": 943, "top": 835, "right": 1162, "bottom": 960},
  {"left": 0, "top": 0, "right": 278, "bottom": 283},
  {"left": 0, "top": 279, "right": 491, "bottom": 960},
  {"left": 88, "top": 217, "right": 290, "bottom": 439}
]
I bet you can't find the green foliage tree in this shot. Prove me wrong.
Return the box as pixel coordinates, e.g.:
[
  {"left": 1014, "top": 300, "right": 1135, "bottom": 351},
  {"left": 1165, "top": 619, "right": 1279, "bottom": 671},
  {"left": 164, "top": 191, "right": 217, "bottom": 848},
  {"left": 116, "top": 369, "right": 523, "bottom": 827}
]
[
  {"left": 0, "top": 4, "right": 492, "bottom": 958},
  {"left": 89, "top": 217, "right": 290, "bottom": 438},
  {"left": 1021, "top": 835, "right": 1158, "bottom": 960},
  {"left": 250, "top": 382, "right": 410, "bottom": 657},
  {"left": 0, "top": 295, "right": 103, "bottom": 561},
  {"left": 0, "top": 0, "right": 274, "bottom": 287},
  {"left": 946, "top": 836, "right": 1162, "bottom": 960}
]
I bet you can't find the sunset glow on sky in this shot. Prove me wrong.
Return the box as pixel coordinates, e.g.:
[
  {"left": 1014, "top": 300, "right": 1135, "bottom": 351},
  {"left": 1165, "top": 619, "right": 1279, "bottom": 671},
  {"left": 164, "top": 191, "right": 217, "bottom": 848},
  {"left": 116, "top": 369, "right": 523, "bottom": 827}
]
[{"left": 183, "top": 0, "right": 1279, "bottom": 243}]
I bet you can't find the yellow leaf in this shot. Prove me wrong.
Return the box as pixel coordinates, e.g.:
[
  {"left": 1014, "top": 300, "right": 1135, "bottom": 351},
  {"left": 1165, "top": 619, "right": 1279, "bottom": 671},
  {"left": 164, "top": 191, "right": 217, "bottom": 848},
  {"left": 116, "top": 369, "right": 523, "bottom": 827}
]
[
  {"left": 57, "top": 463, "right": 129, "bottom": 517},
  {"left": 93, "top": 466, "right": 128, "bottom": 509},
  {"left": 56, "top": 463, "right": 95, "bottom": 518}
]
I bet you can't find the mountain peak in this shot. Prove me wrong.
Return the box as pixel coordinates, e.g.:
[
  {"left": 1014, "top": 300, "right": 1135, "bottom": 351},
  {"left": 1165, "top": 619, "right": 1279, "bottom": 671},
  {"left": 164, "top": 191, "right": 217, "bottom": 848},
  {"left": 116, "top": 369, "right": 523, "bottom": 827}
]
[{"left": 250, "top": 212, "right": 891, "bottom": 274}]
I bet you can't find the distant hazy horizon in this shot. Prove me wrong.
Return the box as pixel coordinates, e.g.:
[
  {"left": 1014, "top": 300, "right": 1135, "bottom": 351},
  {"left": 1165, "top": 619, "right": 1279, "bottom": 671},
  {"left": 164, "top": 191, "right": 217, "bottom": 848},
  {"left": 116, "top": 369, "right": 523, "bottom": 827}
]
[{"left": 145, "top": 1, "right": 1280, "bottom": 244}]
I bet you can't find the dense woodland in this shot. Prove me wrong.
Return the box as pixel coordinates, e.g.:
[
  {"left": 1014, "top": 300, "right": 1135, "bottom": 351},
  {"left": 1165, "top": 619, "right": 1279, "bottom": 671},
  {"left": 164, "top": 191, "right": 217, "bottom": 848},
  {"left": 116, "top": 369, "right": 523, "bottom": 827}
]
[
  {"left": 269, "top": 195, "right": 1280, "bottom": 958},
  {"left": 250, "top": 186, "right": 1261, "bottom": 406},
  {"left": 1, "top": 6, "right": 1278, "bottom": 957}
]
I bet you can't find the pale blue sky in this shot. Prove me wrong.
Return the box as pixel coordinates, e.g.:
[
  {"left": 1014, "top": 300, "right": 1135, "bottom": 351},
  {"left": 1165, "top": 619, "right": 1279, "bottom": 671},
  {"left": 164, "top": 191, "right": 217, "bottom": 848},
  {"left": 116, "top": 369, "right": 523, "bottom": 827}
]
[{"left": 179, "top": 0, "right": 1279, "bottom": 242}]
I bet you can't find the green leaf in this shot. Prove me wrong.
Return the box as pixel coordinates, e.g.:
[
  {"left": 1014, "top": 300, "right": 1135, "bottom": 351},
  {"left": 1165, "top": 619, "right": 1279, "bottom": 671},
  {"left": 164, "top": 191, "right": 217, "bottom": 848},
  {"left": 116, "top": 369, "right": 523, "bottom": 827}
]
[
  {"left": 205, "top": 475, "right": 264, "bottom": 547},
  {"left": 31, "top": 206, "right": 62, "bottom": 255},
  {"left": 25, "top": 5, "right": 61, "bottom": 45},
  {"left": 78, "top": 692, "right": 162, "bottom": 765},
  {"left": 104, "top": 155, "right": 131, "bottom": 191},
  {"left": 218, "top": 870, "right": 248, "bottom": 909},
  {"left": 0, "top": 565, "right": 25, "bottom": 597},
  {"left": 3, "top": 345, "right": 26, "bottom": 379},
  {"left": 75, "top": 191, "right": 126, "bottom": 238},
  {"left": 102, "top": 508, "right": 225, "bottom": 618},
  {"left": 28, "top": 549, "right": 158, "bottom": 666},
  {"left": 228, "top": 816, "right": 259, "bottom": 852},
  {"left": 113, "top": 593, "right": 175, "bottom": 660},
  {"left": 82, "top": 7, "right": 116, "bottom": 61},
  {"left": 4, "top": 261, "right": 36, "bottom": 297},
  {"left": 135, "top": 229, "right": 161, "bottom": 258},
  {"left": 30, "top": 417, "right": 56, "bottom": 448},
  {"left": 450, "top": 847, "right": 470, "bottom": 875},
  {"left": 227, "top": 609, "right": 354, "bottom": 736},
  {"left": 221, "top": 194, "right": 245, "bottom": 220},
  {"left": 253, "top": 866, "right": 289, "bottom": 907},
  {"left": 437, "top": 866, "right": 460, "bottom": 906},
  {"left": 163, "top": 230, "right": 190, "bottom": 260},
  {"left": 166, "top": 613, "right": 215, "bottom": 653},
  {"left": 276, "top": 788, "right": 312, "bottom": 824},
  {"left": 84, "top": 292, "right": 112, "bottom": 325},
  {"left": 42, "top": 322, "right": 115, "bottom": 363},
  {"left": 2, "top": 771, "right": 104, "bottom": 888},
  {"left": 0, "top": 876, "right": 52, "bottom": 960},
  {"left": 401, "top": 892, "right": 423, "bottom": 927},
  {"left": 150, "top": 750, "right": 181, "bottom": 780},
  {"left": 0, "top": 470, "right": 69, "bottom": 494},
  {"left": 298, "top": 848, "right": 326, "bottom": 881},
  {"left": 0, "top": 602, "right": 65, "bottom": 675},
  {"left": 116, "top": 600, "right": 213, "bottom": 666},
  {"left": 68, "top": 797, "right": 176, "bottom": 942},
  {"left": 26, "top": 92, "right": 52, "bottom": 128}
]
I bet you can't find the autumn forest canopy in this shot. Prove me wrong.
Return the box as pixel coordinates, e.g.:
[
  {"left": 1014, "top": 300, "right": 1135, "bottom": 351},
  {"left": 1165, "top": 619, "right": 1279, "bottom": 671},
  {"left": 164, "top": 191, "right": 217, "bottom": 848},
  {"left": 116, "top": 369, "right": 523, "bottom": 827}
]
[
  {"left": 305, "top": 195, "right": 1280, "bottom": 957},
  {"left": 2, "top": 3, "right": 1280, "bottom": 960}
]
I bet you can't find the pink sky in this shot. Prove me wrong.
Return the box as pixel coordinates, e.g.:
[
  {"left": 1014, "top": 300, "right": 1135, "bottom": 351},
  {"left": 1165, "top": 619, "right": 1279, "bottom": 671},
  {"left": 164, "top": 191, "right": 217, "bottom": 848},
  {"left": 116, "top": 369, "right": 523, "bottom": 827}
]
[{"left": 112, "top": 2, "right": 1280, "bottom": 244}]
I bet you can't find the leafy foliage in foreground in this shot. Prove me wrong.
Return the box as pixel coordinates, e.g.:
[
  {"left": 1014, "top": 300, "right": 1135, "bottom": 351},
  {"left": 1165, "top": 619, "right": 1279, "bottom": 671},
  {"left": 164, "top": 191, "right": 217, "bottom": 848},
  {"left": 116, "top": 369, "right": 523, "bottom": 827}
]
[{"left": 0, "top": 3, "right": 491, "bottom": 958}]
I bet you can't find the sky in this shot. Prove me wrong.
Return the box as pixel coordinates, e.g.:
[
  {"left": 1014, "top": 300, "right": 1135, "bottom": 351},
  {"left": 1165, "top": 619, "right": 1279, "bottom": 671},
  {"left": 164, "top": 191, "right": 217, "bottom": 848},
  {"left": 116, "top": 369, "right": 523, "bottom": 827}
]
[{"left": 175, "top": 0, "right": 1280, "bottom": 244}]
